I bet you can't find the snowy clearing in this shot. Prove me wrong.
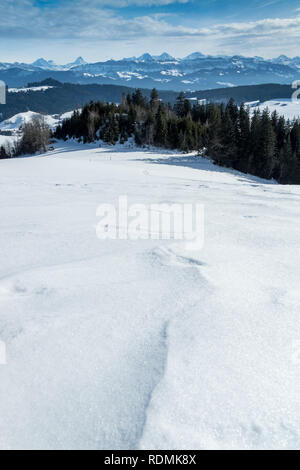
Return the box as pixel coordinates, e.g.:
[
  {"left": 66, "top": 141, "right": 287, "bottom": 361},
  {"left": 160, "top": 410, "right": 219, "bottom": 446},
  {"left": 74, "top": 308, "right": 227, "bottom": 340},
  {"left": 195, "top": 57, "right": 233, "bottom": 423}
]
[
  {"left": 251, "top": 99, "right": 300, "bottom": 120},
  {"left": 0, "top": 142, "right": 300, "bottom": 450}
]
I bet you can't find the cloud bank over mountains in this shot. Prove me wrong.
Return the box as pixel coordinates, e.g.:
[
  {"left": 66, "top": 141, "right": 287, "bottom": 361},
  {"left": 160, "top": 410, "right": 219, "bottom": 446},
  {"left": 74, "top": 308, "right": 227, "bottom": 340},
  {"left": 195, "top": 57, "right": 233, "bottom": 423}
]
[{"left": 1, "top": 0, "right": 300, "bottom": 61}]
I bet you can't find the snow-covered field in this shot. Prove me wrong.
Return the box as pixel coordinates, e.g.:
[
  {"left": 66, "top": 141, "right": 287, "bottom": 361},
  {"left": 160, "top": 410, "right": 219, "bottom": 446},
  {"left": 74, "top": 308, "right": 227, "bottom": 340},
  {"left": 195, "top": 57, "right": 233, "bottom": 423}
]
[
  {"left": 0, "top": 141, "right": 300, "bottom": 450},
  {"left": 251, "top": 98, "right": 300, "bottom": 120}
]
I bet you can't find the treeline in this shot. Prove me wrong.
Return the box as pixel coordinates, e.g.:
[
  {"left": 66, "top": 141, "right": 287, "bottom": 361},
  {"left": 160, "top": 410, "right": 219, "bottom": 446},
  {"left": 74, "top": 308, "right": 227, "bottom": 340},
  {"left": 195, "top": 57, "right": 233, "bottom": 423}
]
[
  {"left": 0, "top": 79, "right": 179, "bottom": 121},
  {"left": 55, "top": 89, "right": 207, "bottom": 152},
  {"left": 55, "top": 89, "right": 300, "bottom": 183},
  {"left": 208, "top": 100, "right": 300, "bottom": 183},
  {"left": 1, "top": 78, "right": 292, "bottom": 122}
]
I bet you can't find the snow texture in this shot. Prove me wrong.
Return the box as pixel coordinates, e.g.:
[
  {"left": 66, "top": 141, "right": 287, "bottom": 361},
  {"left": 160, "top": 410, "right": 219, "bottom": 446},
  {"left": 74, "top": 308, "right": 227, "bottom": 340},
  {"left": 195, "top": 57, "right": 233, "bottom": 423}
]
[{"left": 0, "top": 141, "right": 300, "bottom": 449}]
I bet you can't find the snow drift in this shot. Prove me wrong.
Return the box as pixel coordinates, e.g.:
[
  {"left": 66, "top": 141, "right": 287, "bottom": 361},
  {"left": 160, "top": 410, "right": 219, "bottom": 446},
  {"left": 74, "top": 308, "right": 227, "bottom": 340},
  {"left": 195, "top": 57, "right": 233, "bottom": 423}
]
[{"left": 0, "top": 142, "right": 300, "bottom": 449}]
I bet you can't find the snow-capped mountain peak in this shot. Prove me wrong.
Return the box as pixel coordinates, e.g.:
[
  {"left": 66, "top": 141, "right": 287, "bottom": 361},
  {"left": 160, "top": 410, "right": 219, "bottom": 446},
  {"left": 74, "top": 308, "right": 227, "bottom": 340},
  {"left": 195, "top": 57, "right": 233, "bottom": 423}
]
[
  {"left": 184, "top": 52, "right": 206, "bottom": 60},
  {"left": 137, "top": 53, "right": 154, "bottom": 62},
  {"left": 32, "top": 58, "right": 55, "bottom": 68},
  {"left": 154, "top": 52, "right": 175, "bottom": 61},
  {"left": 3, "top": 52, "right": 300, "bottom": 91},
  {"left": 67, "top": 56, "right": 87, "bottom": 68}
]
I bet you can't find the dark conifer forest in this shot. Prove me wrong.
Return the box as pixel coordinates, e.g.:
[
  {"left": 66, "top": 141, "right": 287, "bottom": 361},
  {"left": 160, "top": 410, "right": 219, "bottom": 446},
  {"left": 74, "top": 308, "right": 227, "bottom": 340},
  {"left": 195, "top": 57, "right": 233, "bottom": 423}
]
[{"left": 54, "top": 89, "right": 300, "bottom": 184}]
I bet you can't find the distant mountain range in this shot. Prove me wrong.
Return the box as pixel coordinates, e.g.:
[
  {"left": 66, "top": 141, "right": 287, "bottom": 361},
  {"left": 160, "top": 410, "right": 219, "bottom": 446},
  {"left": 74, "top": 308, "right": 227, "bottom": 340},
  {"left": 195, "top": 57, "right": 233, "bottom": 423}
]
[{"left": 1, "top": 52, "right": 300, "bottom": 90}]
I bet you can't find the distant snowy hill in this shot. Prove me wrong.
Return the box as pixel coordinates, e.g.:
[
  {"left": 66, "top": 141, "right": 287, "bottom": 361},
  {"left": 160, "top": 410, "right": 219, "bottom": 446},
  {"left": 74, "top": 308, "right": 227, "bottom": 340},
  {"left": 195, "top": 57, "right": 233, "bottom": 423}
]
[
  {"left": 0, "top": 111, "right": 58, "bottom": 133},
  {"left": 0, "top": 110, "right": 80, "bottom": 149},
  {"left": 32, "top": 58, "right": 57, "bottom": 70},
  {"left": 1, "top": 52, "right": 300, "bottom": 90},
  {"left": 251, "top": 99, "right": 300, "bottom": 120},
  {"left": 0, "top": 109, "right": 81, "bottom": 150},
  {"left": 8, "top": 85, "right": 55, "bottom": 94}
]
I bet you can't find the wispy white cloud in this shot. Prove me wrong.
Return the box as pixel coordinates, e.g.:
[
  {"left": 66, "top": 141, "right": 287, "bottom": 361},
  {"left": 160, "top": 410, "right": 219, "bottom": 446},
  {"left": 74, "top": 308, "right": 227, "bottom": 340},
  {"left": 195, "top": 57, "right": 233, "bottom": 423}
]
[
  {"left": 2, "top": 1, "right": 300, "bottom": 40},
  {"left": 1, "top": 0, "right": 300, "bottom": 60}
]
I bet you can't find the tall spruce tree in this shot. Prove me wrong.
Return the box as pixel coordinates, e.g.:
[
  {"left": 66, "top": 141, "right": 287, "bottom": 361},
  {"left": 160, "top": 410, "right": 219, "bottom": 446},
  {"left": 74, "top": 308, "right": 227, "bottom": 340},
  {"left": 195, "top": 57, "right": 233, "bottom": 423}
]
[
  {"left": 154, "top": 103, "right": 168, "bottom": 147},
  {"left": 254, "top": 110, "right": 276, "bottom": 179}
]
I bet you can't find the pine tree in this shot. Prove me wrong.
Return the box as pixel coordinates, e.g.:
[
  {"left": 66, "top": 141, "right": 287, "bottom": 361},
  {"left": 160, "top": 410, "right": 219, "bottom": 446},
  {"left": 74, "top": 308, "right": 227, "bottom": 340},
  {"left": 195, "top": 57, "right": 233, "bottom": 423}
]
[
  {"left": 279, "top": 135, "right": 298, "bottom": 183},
  {"left": 150, "top": 88, "right": 159, "bottom": 113},
  {"left": 212, "top": 108, "right": 237, "bottom": 167},
  {"left": 174, "top": 92, "right": 186, "bottom": 118},
  {"left": 0, "top": 146, "right": 8, "bottom": 159},
  {"left": 154, "top": 103, "right": 168, "bottom": 147},
  {"left": 237, "top": 104, "right": 251, "bottom": 172},
  {"left": 254, "top": 110, "right": 276, "bottom": 179},
  {"left": 132, "top": 89, "right": 146, "bottom": 108}
]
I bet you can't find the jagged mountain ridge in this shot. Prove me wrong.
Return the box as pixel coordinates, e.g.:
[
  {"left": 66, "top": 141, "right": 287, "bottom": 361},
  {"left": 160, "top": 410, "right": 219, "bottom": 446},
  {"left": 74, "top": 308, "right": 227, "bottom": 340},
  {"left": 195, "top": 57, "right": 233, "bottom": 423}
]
[{"left": 1, "top": 52, "right": 300, "bottom": 90}]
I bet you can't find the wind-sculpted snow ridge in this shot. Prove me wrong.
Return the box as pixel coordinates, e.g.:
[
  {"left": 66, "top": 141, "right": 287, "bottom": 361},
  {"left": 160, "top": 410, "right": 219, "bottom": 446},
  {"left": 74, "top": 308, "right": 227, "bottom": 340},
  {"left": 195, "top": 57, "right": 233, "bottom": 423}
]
[{"left": 0, "top": 141, "right": 300, "bottom": 449}]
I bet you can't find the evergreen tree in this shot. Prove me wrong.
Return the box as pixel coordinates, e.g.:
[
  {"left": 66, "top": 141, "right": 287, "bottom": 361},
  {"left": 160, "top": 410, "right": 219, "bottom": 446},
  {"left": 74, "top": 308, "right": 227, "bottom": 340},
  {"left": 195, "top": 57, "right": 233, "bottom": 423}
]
[
  {"left": 150, "top": 88, "right": 159, "bottom": 112},
  {"left": 51, "top": 90, "right": 300, "bottom": 184},
  {"left": 236, "top": 104, "right": 251, "bottom": 172},
  {"left": 0, "top": 146, "right": 8, "bottom": 159},
  {"left": 254, "top": 110, "right": 276, "bottom": 179},
  {"left": 174, "top": 92, "right": 186, "bottom": 118},
  {"left": 279, "top": 135, "right": 298, "bottom": 183},
  {"left": 154, "top": 103, "right": 167, "bottom": 147}
]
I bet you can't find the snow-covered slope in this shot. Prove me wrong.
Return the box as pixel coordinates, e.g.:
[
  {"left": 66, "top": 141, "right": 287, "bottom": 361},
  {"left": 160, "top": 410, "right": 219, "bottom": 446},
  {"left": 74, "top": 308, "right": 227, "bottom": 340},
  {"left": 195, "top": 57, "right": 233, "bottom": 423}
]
[
  {"left": 252, "top": 99, "right": 300, "bottom": 120},
  {"left": 0, "top": 110, "right": 79, "bottom": 134},
  {"left": 0, "top": 111, "right": 57, "bottom": 132},
  {"left": 0, "top": 111, "right": 39, "bottom": 131},
  {"left": 0, "top": 142, "right": 300, "bottom": 450}
]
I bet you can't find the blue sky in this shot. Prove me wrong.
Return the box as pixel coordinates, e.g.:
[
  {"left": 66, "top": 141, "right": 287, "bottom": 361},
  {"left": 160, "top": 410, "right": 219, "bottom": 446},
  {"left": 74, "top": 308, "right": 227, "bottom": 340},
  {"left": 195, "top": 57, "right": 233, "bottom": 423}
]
[{"left": 1, "top": 0, "right": 300, "bottom": 62}]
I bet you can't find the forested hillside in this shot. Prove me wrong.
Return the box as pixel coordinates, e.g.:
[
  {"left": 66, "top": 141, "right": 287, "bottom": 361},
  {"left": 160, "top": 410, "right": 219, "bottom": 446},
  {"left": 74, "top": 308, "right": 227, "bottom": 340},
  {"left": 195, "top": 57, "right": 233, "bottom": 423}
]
[
  {"left": 0, "top": 79, "right": 293, "bottom": 121},
  {"left": 55, "top": 89, "right": 300, "bottom": 184}
]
